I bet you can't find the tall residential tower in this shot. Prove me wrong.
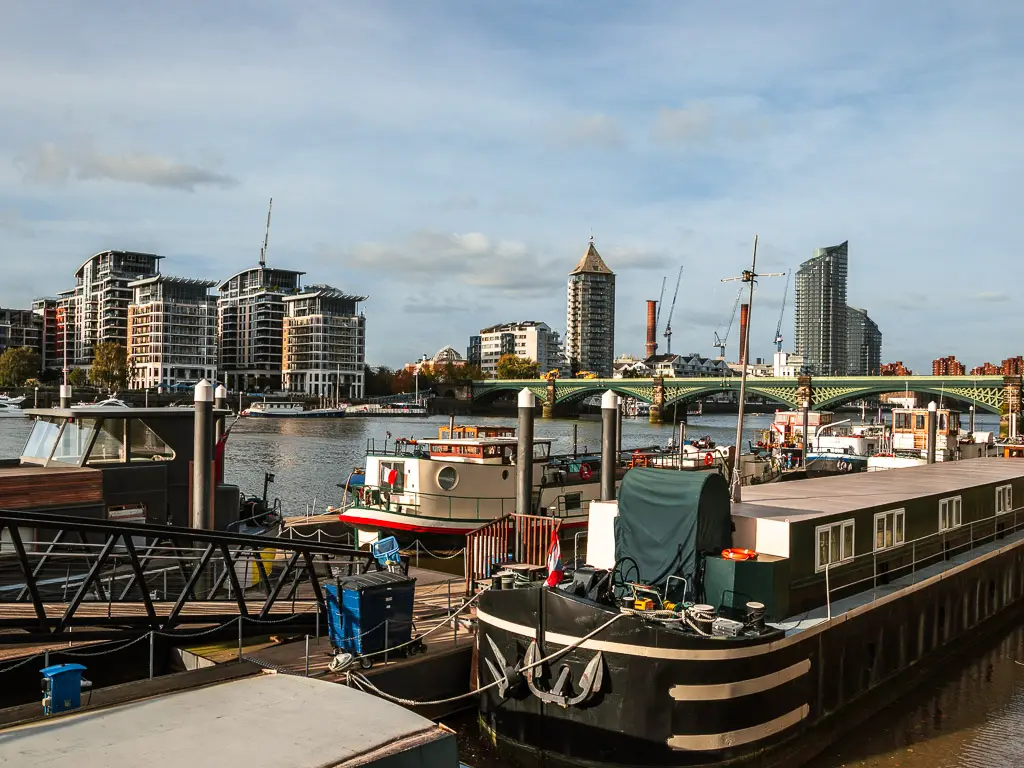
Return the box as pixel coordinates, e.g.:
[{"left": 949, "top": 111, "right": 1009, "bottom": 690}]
[
  {"left": 846, "top": 306, "right": 882, "bottom": 375},
  {"left": 794, "top": 241, "right": 848, "bottom": 376},
  {"left": 565, "top": 237, "right": 615, "bottom": 377}
]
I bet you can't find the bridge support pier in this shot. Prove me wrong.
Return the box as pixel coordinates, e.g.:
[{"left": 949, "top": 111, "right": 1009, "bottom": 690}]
[
  {"left": 1002, "top": 376, "right": 1021, "bottom": 439},
  {"left": 543, "top": 378, "right": 556, "bottom": 419},
  {"left": 648, "top": 377, "right": 664, "bottom": 424}
]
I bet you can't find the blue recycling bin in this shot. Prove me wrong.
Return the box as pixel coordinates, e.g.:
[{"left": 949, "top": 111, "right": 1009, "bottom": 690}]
[
  {"left": 324, "top": 571, "right": 416, "bottom": 655},
  {"left": 41, "top": 664, "right": 88, "bottom": 714}
]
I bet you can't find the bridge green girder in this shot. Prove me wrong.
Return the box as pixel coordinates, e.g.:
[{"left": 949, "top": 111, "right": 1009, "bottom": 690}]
[{"left": 470, "top": 376, "right": 1007, "bottom": 413}]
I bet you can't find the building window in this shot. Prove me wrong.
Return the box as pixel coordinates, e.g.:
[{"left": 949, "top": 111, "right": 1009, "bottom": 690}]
[
  {"left": 939, "top": 496, "right": 962, "bottom": 531},
  {"left": 996, "top": 485, "right": 1013, "bottom": 515},
  {"left": 873, "top": 509, "right": 905, "bottom": 551},
  {"left": 436, "top": 466, "right": 458, "bottom": 491},
  {"left": 815, "top": 519, "right": 855, "bottom": 572}
]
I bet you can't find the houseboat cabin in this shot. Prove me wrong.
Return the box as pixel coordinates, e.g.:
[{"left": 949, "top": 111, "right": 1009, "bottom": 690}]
[
  {"left": 243, "top": 401, "right": 305, "bottom": 417},
  {"left": 729, "top": 458, "right": 1022, "bottom": 615},
  {"left": 437, "top": 424, "right": 515, "bottom": 440},
  {"left": 1, "top": 407, "right": 243, "bottom": 531}
]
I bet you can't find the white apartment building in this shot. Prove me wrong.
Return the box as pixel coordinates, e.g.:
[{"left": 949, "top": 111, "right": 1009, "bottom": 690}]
[
  {"left": 773, "top": 351, "right": 807, "bottom": 377},
  {"left": 478, "top": 321, "right": 566, "bottom": 377},
  {"left": 63, "top": 251, "right": 163, "bottom": 366},
  {"left": 282, "top": 285, "right": 367, "bottom": 399},
  {"left": 127, "top": 276, "right": 218, "bottom": 391}
]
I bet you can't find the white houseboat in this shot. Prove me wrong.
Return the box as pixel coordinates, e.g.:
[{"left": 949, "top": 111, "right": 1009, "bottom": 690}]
[
  {"left": 334, "top": 425, "right": 624, "bottom": 548},
  {"left": 868, "top": 405, "right": 994, "bottom": 471}
]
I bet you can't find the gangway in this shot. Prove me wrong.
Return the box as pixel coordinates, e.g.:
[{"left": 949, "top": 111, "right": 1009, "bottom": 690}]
[{"left": 0, "top": 509, "right": 378, "bottom": 643}]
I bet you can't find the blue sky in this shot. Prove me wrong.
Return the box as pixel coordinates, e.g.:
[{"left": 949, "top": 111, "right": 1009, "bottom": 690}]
[{"left": 1, "top": 1, "right": 1022, "bottom": 370}]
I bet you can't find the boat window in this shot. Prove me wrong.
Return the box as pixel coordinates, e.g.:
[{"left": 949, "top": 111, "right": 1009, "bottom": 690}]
[
  {"left": 938, "top": 413, "right": 947, "bottom": 432},
  {"left": 533, "top": 442, "right": 550, "bottom": 459},
  {"left": 87, "top": 419, "right": 127, "bottom": 464},
  {"left": 915, "top": 414, "right": 925, "bottom": 430},
  {"left": 996, "top": 485, "right": 1013, "bottom": 515},
  {"left": 939, "top": 496, "right": 962, "bottom": 531},
  {"left": 873, "top": 509, "right": 905, "bottom": 551},
  {"left": 129, "top": 420, "right": 176, "bottom": 462},
  {"left": 894, "top": 413, "right": 911, "bottom": 430},
  {"left": 815, "top": 519, "right": 855, "bottom": 572},
  {"left": 21, "top": 417, "right": 63, "bottom": 462},
  {"left": 50, "top": 418, "right": 98, "bottom": 466},
  {"left": 437, "top": 466, "right": 458, "bottom": 491},
  {"left": 379, "top": 461, "right": 405, "bottom": 492}
]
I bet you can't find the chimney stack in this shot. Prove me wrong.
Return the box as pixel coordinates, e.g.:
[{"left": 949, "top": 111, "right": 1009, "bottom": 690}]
[
  {"left": 645, "top": 300, "right": 658, "bottom": 358},
  {"left": 738, "top": 303, "right": 750, "bottom": 365}
]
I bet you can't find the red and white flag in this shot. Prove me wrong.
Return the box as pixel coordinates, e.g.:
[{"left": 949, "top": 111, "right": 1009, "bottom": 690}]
[{"left": 545, "top": 529, "right": 563, "bottom": 587}]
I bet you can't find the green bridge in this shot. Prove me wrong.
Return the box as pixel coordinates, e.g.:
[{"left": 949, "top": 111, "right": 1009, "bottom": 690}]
[{"left": 470, "top": 374, "right": 1022, "bottom": 430}]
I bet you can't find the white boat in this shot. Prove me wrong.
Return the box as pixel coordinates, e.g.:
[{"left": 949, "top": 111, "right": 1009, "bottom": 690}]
[
  {"left": 242, "top": 400, "right": 306, "bottom": 417},
  {"left": 867, "top": 406, "right": 994, "bottom": 471},
  {"left": 0, "top": 394, "right": 26, "bottom": 405},
  {"left": 0, "top": 401, "right": 26, "bottom": 418},
  {"left": 334, "top": 424, "right": 616, "bottom": 547},
  {"left": 345, "top": 402, "right": 428, "bottom": 417},
  {"left": 74, "top": 397, "right": 130, "bottom": 408}
]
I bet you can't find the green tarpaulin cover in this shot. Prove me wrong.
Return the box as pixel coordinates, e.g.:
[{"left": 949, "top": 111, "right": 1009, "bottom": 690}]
[{"left": 614, "top": 468, "right": 732, "bottom": 589}]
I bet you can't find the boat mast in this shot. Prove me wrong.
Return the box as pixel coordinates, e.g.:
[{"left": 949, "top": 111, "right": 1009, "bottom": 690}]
[{"left": 722, "top": 236, "right": 784, "bottom": 502}]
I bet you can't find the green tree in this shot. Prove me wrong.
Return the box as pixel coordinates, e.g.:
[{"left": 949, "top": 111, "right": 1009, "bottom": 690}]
[
  {"left": 68, "top": 368, "right": 89, "bottom": 387},
  {"left": 0, "top": 346, "right": 40, "bottom": 386},
  {"left": 459, "top": 363, "right": 485, "bottom": 381},
  {"left": 89, "top": 343, "right": 131, "bottom": 392},
  {"left": 496, "top": 354, "right": 540, "bottom": 380}
]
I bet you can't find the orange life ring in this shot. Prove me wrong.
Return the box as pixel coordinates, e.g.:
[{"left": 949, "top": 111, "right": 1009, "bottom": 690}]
[
  {"left": 721, "top": 548, "right": 757, "bottom": 561},
  {"left": 579, "top": 462, "right": 593, "bottom": 480},
  {"left": 704, "top": 452, "right": 715, "bottom": 466}
]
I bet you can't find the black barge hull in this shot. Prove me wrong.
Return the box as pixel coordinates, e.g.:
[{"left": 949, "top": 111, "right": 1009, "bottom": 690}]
[{"left": 477, "top": 531, "right": 1024, "bottom": 767}]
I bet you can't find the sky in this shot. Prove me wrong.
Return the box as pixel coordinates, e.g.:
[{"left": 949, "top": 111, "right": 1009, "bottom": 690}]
[{"left": 1, "top": 1, "right": 1022, "bottom": 371}]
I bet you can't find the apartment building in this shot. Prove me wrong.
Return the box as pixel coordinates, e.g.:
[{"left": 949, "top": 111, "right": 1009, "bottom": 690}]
[
  {"left": 478, "top": 321, "right": 565, "bottom": 377},
  {"left": 282, "top": 285, "right": 367, "bottom": 399}
]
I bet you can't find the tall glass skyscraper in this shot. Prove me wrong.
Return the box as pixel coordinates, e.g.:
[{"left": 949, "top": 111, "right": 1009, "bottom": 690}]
[
  {"left": 846, "top": 306, "right": 882, "bottom": 375},
  {"left": 794, "top": 241, "right": 848, "bottom": 376}
]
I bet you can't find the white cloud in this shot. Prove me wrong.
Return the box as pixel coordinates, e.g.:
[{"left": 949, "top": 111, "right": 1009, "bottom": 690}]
[
  {"left": 14, "top": 140, "right": 238, "bottom": 191},
  {"left": 557, "top": 114, "right": 623, "bottom": 148}
]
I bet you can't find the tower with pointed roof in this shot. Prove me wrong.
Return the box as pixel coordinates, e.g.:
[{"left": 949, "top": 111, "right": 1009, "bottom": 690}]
[{"left": 565, "top": 236, "right": 616, "bottom": 377}]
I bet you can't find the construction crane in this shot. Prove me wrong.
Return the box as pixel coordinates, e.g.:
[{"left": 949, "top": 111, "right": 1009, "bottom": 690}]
[
  {"left": 258, "top": 197, "right": 273, "bottom": 268},
  {"left": 653, "top": 276, "right": 667, "bottom": 352},
  {"left": 662, "top": 265, "right": 683, "bottom": 355},
  {"left": 774, "top": 270, "right": 791, "bottom": 352},
  {"left": 712, "top": 285, "right": 744, "bottom": 359}
]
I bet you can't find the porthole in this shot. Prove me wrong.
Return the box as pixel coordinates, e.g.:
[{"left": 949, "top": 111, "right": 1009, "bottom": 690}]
[
  {"left": 502, "top": 469, "right": 509, "bottom": 480},
  {"left": 437, "top": 466, "right": 459, "bottom": 491}
]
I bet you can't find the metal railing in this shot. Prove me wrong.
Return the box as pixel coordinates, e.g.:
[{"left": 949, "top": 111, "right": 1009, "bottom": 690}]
[
  {"left": 465, "top": 513, "right": 561, "bottom": 593},
  {"left": 0, "top": 509, "right": 379, "bottom": 641},
  {"left": 820, "top": 505, "right": 1024, "bottom": 620}
]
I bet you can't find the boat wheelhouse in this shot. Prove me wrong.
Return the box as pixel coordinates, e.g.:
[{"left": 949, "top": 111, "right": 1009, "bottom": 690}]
[
  {"left": 868, "top": 406, "right": 993, "bottom": 470},
  {"left": 336, "top": 425, "right": 624, "bottom": 547},
  {"left": 477, "top": 459, "right": 1024, "bottom": 767},
  {"left": 1, "top": 407, "right": 270, "bottom": 534}
]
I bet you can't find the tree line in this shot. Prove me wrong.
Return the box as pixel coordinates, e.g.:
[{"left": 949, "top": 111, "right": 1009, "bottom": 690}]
[{"left": 0, "top": 342, "right": 131, "bottom": 391}]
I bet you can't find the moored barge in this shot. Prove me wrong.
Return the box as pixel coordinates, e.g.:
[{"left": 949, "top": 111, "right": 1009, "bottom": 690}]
[{"left": 477, "top": 459, "right": 1024, "bottom": 767}]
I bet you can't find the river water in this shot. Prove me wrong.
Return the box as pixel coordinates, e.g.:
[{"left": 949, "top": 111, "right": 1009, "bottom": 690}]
[{"left": 2, "top": 410, "right": 1020, "bottom": 767}]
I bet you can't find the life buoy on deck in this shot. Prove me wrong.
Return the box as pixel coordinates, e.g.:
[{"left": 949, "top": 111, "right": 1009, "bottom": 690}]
[
  {"left": 704, "top": 452, "right": 715, "bottom": 466},
  {"left": 722, "top": 548, "right": 757, "bottom": 561},
  {"left": 579, "top": 463, "right": 593, "bottom": 480}
]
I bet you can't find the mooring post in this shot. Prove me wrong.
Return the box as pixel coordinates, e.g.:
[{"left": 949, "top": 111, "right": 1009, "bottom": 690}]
[
  {"left": 801, "top": 400, "right": 810, "bottom": 468},
  {"left": 214, "top": 384, "right": 228, "bottom": 444},
  {"left": 969, "top": 404, "right": 976, "bottom": 436},
  {"left": 926, "top": 401, "right": 938, "bottom": 464},
  {"left": 616, "top": 396, "right": 623, "bottom": 457},
  {"left": 601, "top": 390, "right": 617, "bottom": 501},
  {"left": 193, "top": 380, "right": 214, "bottom": 530},
  {"left": 516, "top": 388, "right": 536, "bottom": 515},
  {"left": 59, "top": 383, "right": 71, "bottom": 409}
]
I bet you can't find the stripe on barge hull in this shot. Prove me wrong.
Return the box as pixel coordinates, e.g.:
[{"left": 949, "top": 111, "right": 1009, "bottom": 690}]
[
  {"left": 477, "top": 609, "right": 778, "bottom": 660},
  {"left": 669, "top": 659, "right": 811, "bottom": 700},
  {"left": 667, "top": 704, "right": 810, "bottom": 751}
]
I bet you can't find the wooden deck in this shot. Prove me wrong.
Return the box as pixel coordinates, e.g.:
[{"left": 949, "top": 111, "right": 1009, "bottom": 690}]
[{"left": 0, "top": 465, "right": 102, "bottom": 510}]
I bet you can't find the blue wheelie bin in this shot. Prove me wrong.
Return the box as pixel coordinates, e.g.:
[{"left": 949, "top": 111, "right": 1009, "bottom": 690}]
[{"left": 324, "top": 570, "right": 419, "bottom": 668}]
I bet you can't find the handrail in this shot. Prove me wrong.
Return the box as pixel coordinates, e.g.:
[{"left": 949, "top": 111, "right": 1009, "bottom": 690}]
[
  {"left": 821, "top": 505, "right": 1024, "bottom": 618},
  {"left": 465, "top": 513, "right": 561, "bottom": 594}
]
